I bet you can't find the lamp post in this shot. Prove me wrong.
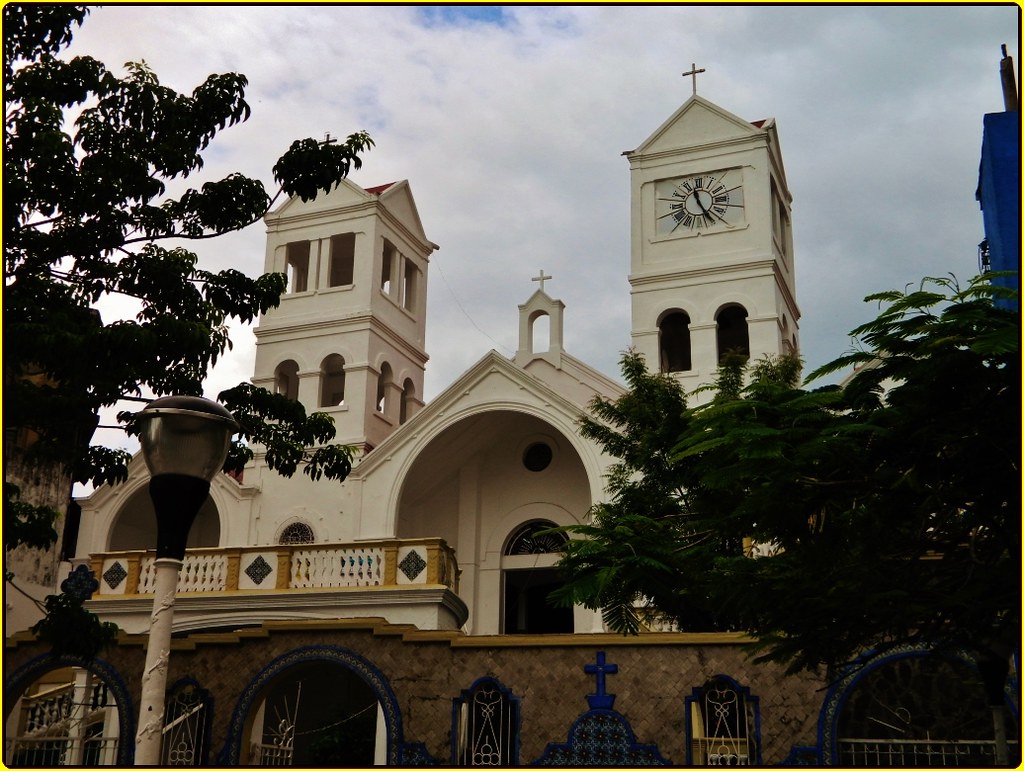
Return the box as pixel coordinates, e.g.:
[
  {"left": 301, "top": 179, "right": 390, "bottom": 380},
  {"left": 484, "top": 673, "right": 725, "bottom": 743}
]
[{"left": 133, "top": 396, "right": 238, "bottom": 765}]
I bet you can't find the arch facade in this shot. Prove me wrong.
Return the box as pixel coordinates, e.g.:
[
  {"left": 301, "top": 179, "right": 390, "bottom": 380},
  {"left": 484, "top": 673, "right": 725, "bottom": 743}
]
[{"left": 219, "top": 645, "right": 404, "bottom": 765}]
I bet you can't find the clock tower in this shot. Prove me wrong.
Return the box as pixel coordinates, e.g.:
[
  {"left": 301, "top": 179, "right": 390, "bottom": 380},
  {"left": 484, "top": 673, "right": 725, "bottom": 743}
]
[{"left": 625, "top": 93, "right": 800, "bottom": 399}]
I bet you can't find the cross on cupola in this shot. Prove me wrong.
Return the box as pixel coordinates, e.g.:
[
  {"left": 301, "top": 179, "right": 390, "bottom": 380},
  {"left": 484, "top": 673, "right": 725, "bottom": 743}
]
[
  {"left": 682, "top": 62, "right": 705, "bottom": 96},
  {"left": 584, "top": 651, "right": 618, "bottom": 710},
  {"left": 532, "top": 269, "right": 553, "bottom": 293}
]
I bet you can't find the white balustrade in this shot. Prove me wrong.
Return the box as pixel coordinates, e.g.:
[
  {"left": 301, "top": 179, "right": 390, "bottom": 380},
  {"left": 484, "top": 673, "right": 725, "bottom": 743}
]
[
  {"left": 138, "top": 554, "right": 228, "bottom": 594},
  {"left": 90, "top": 538, "right": 457, "bottom": 597},
  {"left": 291, "top": 547, "right": 384, "bottom": 588}
]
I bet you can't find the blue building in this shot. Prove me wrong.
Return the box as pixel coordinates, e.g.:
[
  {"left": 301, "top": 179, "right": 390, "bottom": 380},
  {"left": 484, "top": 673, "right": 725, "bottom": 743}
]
[{"left": 977, "top": 45, "right": 1020, "bottom": 309}]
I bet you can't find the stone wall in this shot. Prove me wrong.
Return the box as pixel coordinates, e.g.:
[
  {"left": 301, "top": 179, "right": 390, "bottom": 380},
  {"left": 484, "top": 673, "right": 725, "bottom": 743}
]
[{"left": 4, "top": 620, "right": 825, "bottom": 765}]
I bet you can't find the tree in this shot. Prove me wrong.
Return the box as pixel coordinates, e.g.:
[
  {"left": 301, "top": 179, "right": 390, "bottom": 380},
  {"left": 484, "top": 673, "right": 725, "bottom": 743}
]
[
  {"left": 555, "top": 275, "right": 1019, "bottom": 681},
  {"left": 4, "top": 5, "right": 372, "bottom": 651}
]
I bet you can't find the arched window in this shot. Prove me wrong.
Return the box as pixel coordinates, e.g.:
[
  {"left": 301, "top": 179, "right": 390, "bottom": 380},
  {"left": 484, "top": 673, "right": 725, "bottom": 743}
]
[
  {"left": 278, "top": 522, "right": 315, "bottom": 545},
  {"left": 659, "top": 311, "right": 692, "bottom": 372},
  {"left": 504, "top": 521, "right": 567, "bottom": 555},
  {"left": 716, "top": 305, "right": 750, "bottom": 363},
  {"left": 275, "top": 360, "right": 299, "bottom": 401},
  {"left": 376, "top": 362, "right": 393, "bottom": 414},
  {"left": 452, "top": 677, "right": 521, "bottom": 766},
  {"left": 502, "top": 521, "right": 572, "bottom": 634},
  {"left": 400, "top": 379, "right": 416, "bottom": 424},
  {"left": 319, "top": 355, "right": 346, "bottom": 407},
  {"left": 685, "top": 676, "right": 760, "bottom": 766}
]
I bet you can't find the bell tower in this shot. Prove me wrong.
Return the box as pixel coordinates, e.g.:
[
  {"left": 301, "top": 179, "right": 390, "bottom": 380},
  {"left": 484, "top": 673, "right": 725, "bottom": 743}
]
[
  {"left": 253, "top": 179, "right": 437, "bottom": 452},
  {"left": 625, "top": 88, "right": 800, "bottom": 400}
]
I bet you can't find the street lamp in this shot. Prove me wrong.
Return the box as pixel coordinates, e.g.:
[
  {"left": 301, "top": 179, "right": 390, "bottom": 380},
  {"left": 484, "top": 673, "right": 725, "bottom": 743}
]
[{"left": 133, "top": 396, "right": 238, "bottom": 765}]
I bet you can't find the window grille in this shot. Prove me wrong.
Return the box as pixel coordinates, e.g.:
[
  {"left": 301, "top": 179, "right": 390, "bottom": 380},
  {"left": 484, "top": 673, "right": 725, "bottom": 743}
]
[
  {"left": 161, "top": 682, "right": 211, "bottom": 765},
  {"left": 686, "top": 676, "right": 760, "bottom": 766},
  {"left": 504, "top": 521, "right": 566, "bottom": 556},
  {"left": 279, "top": 522, "right": 315, "bottom": 545},
  {"left": 453, "top": 678, "right": 520, "bottom": 766}
]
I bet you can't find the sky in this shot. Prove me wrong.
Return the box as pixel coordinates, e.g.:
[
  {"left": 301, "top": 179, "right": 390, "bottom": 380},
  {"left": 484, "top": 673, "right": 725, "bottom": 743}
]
[{"left": 60, "top": 4, "right": 1019, "bottom": 451}]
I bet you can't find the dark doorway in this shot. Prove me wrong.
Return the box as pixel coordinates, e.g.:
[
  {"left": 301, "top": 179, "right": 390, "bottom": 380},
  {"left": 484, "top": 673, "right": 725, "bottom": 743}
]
[{"left": 502, "top": 568, "right": 573, "bottom": 634}]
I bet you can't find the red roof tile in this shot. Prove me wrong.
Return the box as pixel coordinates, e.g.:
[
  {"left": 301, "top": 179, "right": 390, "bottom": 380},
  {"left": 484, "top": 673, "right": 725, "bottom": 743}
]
[{"left": 365, "top": 182, "right": 396, "bottom": 195}]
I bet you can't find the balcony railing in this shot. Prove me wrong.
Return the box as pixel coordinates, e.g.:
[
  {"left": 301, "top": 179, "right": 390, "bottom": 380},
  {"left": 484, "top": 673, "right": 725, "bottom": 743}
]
[
  {"left": 4, "top": 736, "right": 119, "bottom": 767},
  {"left": 87, "top": 538, "right": 459, "bottom": 598}
]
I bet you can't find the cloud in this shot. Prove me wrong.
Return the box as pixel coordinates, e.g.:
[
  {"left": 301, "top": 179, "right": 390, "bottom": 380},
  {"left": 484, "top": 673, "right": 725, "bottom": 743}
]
[{"left": 61, "top": 4, "right": 1017, "bottom": 411}]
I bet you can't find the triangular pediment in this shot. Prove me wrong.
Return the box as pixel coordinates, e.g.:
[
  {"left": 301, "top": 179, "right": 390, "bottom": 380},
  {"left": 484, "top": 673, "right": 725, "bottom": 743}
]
[
  {"left": 377, "top": 180, "right": 433, "bottom": 247},
  {"left": 265, "top": 178, "right": 435, "bottom": 250},
  {"left": 629, "top": 95, "right": 764, "bottom": 157},
  {"left": 266, "top": 177, "right": 376, "bottom": 220},
  {"left": 352, "top": 351, "right": 613, "bottom": 480}
]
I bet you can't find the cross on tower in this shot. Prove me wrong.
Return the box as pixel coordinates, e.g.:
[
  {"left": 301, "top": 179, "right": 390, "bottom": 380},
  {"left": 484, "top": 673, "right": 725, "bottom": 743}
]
[
  {"left": 584, "top": 651, "right": 618, "bottom": 710},
  {"left": 532, "top": 269, "right": 553, "bottom": 292},
  {"left": 321, "top": 132, "right": 337, "bottom": 145},
  {"left": 682, "top": 62, "right": 706, "bottom": 96}
]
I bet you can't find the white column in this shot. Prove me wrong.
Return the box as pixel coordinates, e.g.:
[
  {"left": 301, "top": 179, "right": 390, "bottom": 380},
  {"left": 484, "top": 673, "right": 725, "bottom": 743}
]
[
  {"left": 63, "top": 668, "right": 94, "bottom": 765},
  {"left": 100, "top": 700, "right": 120, "bottom": 766},
  {"left": 373, "top": 702, "right": 387, "bottom": 765},
  {"left": 134, "top": 558, "right": 181, "bottom": 765}
]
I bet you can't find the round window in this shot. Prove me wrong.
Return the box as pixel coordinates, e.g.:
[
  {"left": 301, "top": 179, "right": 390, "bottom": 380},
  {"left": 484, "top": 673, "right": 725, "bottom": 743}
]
[{"left": 522, "top": 442, "right": 553, "bottom": 472}]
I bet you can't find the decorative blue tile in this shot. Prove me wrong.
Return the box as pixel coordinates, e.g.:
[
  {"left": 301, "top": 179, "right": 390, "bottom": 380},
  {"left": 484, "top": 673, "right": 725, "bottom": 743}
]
[
  {"left": 101, "top": 562, "right": 127, "bottom": 591},
  {"left": 399, "top": 550, "right": 426, "bottom": 581},
  {"left": 245, "top": 555, "right": 273, "bottom": 586}
]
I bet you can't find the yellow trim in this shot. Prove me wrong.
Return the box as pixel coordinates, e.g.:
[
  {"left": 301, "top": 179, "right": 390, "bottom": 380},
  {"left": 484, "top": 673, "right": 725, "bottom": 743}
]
[{"left": 7, "top": 616, "right": 751, "bottom": 652}]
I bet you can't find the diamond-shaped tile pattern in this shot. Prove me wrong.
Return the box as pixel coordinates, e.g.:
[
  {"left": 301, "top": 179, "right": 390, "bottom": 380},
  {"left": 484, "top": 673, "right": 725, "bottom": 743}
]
[
  {"left": 244, "top": 555, "right": 273, "bottom": 586},
  {"left": 399, "top": 549, "right": 426, "bottom": 581},
  {"left": 102, "top": 561, "right": 127, "bottom": 591}
]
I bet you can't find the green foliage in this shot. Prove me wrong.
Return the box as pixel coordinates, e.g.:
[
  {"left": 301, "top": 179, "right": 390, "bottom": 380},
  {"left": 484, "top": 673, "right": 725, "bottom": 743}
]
[
  {"left": 557, "top": 275, "right": 1019, "bottom": 676},
  {"left": 4, "top": 4, "right": 368, "bottom": 495},
  {"left": 3, "top": 5, "right": 366, "bottom": 655},
  {"left": 4, "top": 483, "right": 60, "bottom": 551},
  {"left": 551, "top": 350, "right": 733, "bottom": 634}
]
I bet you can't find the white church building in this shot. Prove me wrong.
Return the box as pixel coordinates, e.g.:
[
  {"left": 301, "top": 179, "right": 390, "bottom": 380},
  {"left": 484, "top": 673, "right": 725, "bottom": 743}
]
[
  {"left": 70, "top": 92, "right": 799, "bottom": 641},
  {"left": 7, "top": 92, "right": 1008, "bottom": 767}
]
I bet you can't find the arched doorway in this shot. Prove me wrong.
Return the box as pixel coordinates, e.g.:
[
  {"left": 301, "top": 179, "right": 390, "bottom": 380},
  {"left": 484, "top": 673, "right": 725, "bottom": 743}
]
[
  {"left": 222, "top": 646, "right": 403, "bottom": 766},
  {"left": 395, "top": 410, "right": 592, "bottom": 634},
  {"left": 501, "top": 521, "right": 572, "bottom": 634}
]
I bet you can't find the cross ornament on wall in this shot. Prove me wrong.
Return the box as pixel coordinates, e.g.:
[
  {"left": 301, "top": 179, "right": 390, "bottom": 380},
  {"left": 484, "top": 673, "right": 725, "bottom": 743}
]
[
  {"left": 584, "top": 651, "right": 618, "bottom": 710},
  {"left": 683, "top": 62, "right": 706, "bottom": 96},
  {"left": 532, "top": 269, "right": 553, "bottom": 292}
]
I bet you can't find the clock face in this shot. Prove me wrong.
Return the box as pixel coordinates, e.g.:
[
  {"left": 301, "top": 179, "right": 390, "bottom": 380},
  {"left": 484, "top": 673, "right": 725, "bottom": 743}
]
[{"left": 656, "top": 171, "right": 745, "bottom": 234}]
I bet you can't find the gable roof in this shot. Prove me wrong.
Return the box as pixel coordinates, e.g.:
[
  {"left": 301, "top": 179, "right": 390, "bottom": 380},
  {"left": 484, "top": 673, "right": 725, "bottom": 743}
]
[{"left": 626, "top": 95, "right": 767, "bottom": 159}]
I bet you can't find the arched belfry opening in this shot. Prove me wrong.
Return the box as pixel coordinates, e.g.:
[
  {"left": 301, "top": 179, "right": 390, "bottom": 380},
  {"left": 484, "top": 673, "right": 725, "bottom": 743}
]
[
  {"left": 658, "top": 309, "right": 692, "bottom": 372},
  {"left": 716, "top": 304, "right": 750, "bottom": 362},
  {"left": 529, "top": 311, "right": 551, "bottom": 354},
  {"left": 514, "top": 272, "right": 565, "bottom": 367},
  {"left": 395, "top": 409, "right": 592, "bottom": 634}
]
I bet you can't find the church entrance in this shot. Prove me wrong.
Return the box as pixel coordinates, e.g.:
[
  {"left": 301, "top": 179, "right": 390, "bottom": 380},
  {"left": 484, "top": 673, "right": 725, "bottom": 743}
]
[{"left": 502, "top": 567, "right": 573, "bottom": 634}]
